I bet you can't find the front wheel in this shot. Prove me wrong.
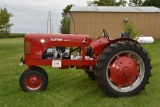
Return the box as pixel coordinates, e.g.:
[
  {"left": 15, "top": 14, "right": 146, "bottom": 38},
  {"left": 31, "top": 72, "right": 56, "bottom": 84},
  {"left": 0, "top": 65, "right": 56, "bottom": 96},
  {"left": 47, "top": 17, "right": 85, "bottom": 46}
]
[
  {"left": 19, "top": 69, "right": 48, "bottom": 92},
  {"left": 94, "top": 41, "right": 152, "bottom": 97}
]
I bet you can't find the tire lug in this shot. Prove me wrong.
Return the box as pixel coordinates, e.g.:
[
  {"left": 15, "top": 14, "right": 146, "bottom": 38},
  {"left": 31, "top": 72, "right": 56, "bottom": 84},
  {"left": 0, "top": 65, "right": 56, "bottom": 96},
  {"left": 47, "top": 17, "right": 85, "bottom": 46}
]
[
  {"left": 130, "top": 83, "right": 133, "bottom": 86},
  {"left": 116, "top": 55, "right": 119, "bottom": 58},
  {"left": 118, "top": 85, "right": 122, "bottom": 89},
  {"left": 128, "top": 53, "right": 131, "bottom": 57},
  {"left": 137, "top": 61, "right": 141, "bottom": 64}
]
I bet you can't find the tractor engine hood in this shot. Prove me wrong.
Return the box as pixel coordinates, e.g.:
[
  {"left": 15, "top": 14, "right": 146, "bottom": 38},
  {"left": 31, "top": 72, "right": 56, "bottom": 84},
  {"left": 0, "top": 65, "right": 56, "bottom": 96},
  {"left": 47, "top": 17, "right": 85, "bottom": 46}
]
[{"left": 25, "top": 33, "right": 91, "bottom": 47}]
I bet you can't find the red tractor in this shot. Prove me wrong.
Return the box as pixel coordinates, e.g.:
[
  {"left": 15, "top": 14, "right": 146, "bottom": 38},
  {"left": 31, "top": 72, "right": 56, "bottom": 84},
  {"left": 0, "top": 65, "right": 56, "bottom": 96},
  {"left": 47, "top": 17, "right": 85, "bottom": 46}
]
[{"left": 19, "top": 29, "right": 152, "bottom": 97}]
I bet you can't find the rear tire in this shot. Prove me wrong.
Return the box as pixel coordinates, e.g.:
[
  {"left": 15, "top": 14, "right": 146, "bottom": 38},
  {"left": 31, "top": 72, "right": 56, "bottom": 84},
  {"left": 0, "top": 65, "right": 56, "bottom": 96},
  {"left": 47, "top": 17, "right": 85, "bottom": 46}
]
[
  {"left": 85, "top": 71, "right": 96, "bottom": 80},
  {"left": 94, "top": 41, "right": 152, "bottom": 97},
  {"left": 19, "top": 69, "right": 48, "bottom": 92}
]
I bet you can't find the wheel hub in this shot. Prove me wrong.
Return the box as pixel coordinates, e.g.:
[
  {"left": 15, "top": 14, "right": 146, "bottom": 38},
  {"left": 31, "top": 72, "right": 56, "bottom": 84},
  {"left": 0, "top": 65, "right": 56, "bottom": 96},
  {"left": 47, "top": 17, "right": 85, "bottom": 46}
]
[
  {"left": 26, "top": 75, "right": 42, "bottom": 89},
  {"left": 122, "top": 67, "right": 131, "bottom": 77},
  {"left": 109, "top": 55, "right": 139, "bottom": 88}
]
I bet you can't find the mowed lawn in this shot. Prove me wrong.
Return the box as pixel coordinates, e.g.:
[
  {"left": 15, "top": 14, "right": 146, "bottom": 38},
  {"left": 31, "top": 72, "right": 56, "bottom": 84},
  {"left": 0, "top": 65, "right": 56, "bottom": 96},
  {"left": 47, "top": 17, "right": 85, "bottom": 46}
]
[{"left": 0, "top": 38, "right": 160, "bottom": 107}]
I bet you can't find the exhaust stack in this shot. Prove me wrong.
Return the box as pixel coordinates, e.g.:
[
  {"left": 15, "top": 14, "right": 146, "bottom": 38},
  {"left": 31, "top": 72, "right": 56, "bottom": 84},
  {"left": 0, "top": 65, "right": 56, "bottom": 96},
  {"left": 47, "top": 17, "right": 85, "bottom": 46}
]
[{"left": 47, "top": 11, "right": 51, "bottom": 34}]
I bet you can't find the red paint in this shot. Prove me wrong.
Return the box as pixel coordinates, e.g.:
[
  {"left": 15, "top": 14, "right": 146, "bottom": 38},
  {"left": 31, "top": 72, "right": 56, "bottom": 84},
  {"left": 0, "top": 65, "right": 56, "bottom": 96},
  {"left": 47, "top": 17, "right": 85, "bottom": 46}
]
[
  {"left": 25, "top": 75, "right": 42, "bottom": 90},
  {"left": 109, "top": 55, "right": 139, "bottom": 87},
  {"left": 24, "top": 33, "right": 97, "bottom": 67},
  {"left": 24, "top": 33, "right": 138, "bottom": 69},
  {"left": 90, "top": 37, "right": 109, "bottom": 56}
]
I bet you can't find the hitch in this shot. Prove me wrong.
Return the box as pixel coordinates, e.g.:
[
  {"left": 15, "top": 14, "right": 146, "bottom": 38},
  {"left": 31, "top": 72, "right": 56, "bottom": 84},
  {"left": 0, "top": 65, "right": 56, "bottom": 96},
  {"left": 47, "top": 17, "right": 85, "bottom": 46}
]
[{"left": 19, "top": 57, "right": 24, "bottom": 66}]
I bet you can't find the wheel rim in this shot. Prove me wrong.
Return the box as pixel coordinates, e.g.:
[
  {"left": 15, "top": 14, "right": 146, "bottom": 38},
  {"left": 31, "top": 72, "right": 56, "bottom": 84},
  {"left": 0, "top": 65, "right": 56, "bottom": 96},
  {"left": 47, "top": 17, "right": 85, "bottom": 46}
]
[
  {"left": 25, "top": 75, "right": 42, "bottom": 91},
  {"left": 106, "top": 51, "right": 145, "bottom": 92}
]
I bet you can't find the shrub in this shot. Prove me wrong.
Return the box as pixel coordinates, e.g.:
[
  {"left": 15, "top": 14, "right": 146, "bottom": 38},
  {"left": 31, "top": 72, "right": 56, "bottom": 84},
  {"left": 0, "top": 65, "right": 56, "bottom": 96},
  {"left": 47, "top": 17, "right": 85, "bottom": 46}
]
[
  {"left": 123, "top": 21, "right": 139, "bottom": 39},
  {"left": 0, "top": 33, "right": 25, "bottom": 39}
]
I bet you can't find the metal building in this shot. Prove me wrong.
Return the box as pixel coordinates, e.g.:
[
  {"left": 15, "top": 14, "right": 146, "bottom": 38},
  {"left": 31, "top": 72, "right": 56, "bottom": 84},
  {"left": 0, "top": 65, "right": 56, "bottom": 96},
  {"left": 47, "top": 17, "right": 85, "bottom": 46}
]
[{"left": 70, "top": 6, "right": 160, "bottom": 39}]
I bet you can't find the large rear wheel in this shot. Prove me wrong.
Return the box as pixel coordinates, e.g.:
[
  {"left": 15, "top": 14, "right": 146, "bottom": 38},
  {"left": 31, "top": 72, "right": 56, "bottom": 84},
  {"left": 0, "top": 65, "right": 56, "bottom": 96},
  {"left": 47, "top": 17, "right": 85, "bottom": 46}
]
[
  {"left": 94, "top": 41, "right": 152, "bottom": 97},
  {"left": 85, "top": 70, "right": 96, "bottom": 80}
]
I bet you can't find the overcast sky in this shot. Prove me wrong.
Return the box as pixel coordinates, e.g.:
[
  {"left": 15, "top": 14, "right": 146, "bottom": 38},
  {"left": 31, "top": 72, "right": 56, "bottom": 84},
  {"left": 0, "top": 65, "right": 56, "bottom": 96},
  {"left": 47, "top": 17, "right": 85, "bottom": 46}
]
[
  {"left": 0, "top": 0, "right": 87, "bottom": 34},
  {"left": 0, "top": 0, "right": 127, "bottom": 34}
]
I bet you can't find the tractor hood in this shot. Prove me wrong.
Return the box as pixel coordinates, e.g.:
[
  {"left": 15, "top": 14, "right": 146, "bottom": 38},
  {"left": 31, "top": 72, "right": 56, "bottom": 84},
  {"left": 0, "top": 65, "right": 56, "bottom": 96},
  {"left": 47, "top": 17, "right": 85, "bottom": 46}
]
[{"left": 25, "top": 33, "right": 91, "bottom": 47}]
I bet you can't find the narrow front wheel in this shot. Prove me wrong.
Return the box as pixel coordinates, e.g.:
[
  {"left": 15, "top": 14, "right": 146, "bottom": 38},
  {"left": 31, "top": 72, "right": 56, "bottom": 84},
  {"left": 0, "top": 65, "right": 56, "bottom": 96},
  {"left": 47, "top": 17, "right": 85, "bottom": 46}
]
[{"left": 19, "top": 69, "right": 48, "bottom": 92}]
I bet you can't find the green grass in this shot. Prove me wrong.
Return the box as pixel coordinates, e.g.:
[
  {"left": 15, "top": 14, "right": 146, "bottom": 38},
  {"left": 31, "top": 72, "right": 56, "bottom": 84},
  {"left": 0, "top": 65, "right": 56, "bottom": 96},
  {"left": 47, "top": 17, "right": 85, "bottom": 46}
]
[{"left": 0, "top": 38, "right": 160, "bottom": 107}]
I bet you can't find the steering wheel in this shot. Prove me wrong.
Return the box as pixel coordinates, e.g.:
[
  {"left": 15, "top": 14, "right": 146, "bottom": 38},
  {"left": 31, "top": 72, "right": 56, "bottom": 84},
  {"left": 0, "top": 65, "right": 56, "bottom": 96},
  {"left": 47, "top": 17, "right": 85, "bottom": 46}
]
[{"left": 103, "top": 29, "right": 109, "bottom": 40}]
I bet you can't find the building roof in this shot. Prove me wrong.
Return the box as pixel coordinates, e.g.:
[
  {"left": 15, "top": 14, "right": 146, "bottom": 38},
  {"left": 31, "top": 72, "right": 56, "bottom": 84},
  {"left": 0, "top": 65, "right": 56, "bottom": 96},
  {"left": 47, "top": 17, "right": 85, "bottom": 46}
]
[{"left": 70, "top": 6, "right": 160, "bottom": 13}]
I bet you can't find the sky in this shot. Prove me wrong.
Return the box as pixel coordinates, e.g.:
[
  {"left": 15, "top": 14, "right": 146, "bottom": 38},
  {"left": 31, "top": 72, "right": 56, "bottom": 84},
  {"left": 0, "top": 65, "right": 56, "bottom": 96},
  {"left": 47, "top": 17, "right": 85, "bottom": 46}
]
[
  {"left": 0, "top": 0, "right": 87, "bottom": 34},
  {"left": 0, "top": 0, "right": 128, "bottom": 34}
]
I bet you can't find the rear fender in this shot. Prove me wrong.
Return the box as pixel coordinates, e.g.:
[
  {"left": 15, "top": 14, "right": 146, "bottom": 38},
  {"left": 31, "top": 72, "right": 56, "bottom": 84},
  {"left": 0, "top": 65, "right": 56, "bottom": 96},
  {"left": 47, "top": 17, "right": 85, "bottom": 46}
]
[
  {"left": 90, "top": 37, "right": 109, "bottom": 56},
  {"left": 90, "top": 37, "right": 138, "bottom": 56},
  {"left": 106, "top": 38, "right": 139, "bottom": 47}
]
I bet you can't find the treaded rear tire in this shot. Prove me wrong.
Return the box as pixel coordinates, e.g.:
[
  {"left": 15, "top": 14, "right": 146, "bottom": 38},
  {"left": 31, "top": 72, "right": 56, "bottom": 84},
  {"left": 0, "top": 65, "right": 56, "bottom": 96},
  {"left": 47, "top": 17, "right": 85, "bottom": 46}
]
[
  {"left": 94, "top": 41, "right": 152, "bottom": 97},
  {"left": 85, "top": 71, "right": 96, "bottom": 80}
]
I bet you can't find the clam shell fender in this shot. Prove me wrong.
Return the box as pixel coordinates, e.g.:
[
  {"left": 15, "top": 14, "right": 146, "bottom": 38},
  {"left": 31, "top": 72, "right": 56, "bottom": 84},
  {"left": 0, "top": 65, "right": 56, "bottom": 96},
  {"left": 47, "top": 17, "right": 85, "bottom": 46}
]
[
  {"left": 90, "top": 37, "right": 138, "bottom": 56},
  {"left": 90, "top": 37, "right": 109, "bottom": 55},
  {"left": 107, "top": 38, "right": 139, "bottom": 46}
]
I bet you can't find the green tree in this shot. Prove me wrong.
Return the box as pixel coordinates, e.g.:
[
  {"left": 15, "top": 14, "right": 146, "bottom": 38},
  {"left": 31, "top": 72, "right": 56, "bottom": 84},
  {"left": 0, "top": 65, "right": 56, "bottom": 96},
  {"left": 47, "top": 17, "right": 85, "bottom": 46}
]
[
  {"left": 123, "top": 21, "right": 139, "bottom": 39},
  {"left": 94, "top": 0, "right": 126, "bottom": 6},
  {"left": 0, "top": 7, "right": 13, "bottom": 36},
  {"left": 94, "top": 0, "right": 116, "bottom": 6},
  {"left": 128, "top": 0, "right": 143, "bottom": 6},
  {"left": 60, "top": 4, "right": 73, "bottom": 34},
  {"left": 142, "top": 0, "right": 160, "bottom": 8},
  {"left": 115, "top": 0, "right": 127, "bottom": 6}
]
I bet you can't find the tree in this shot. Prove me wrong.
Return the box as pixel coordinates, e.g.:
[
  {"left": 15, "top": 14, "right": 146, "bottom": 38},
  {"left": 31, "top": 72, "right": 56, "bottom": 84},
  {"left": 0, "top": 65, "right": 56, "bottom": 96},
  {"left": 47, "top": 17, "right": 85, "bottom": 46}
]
[
  {"left": 94, "top": 0, "right": 127, "bottom": 6},
  {"left": 128, "top": 0, "right": 143, "bottom": 6},
  {"left": 87, "top": 0, "right": 95, "bottom": 6},
  {"left": 142, "top": 0, "right": 160, "bottom": 8},
  {"left": 0, "top": 7, "right": 13, "bottom": 36},
  {"left": 123, "top": 21, "right": 139, "bottom": 39},
  {"left": 115, "top": 0, "right": 127, "bottom": 6},
  {"left": 94, "top": 0, "right": 116, "bottom": 6},
  {"left": 60, "top": 4, "right": 73, "bottom": 34}
]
